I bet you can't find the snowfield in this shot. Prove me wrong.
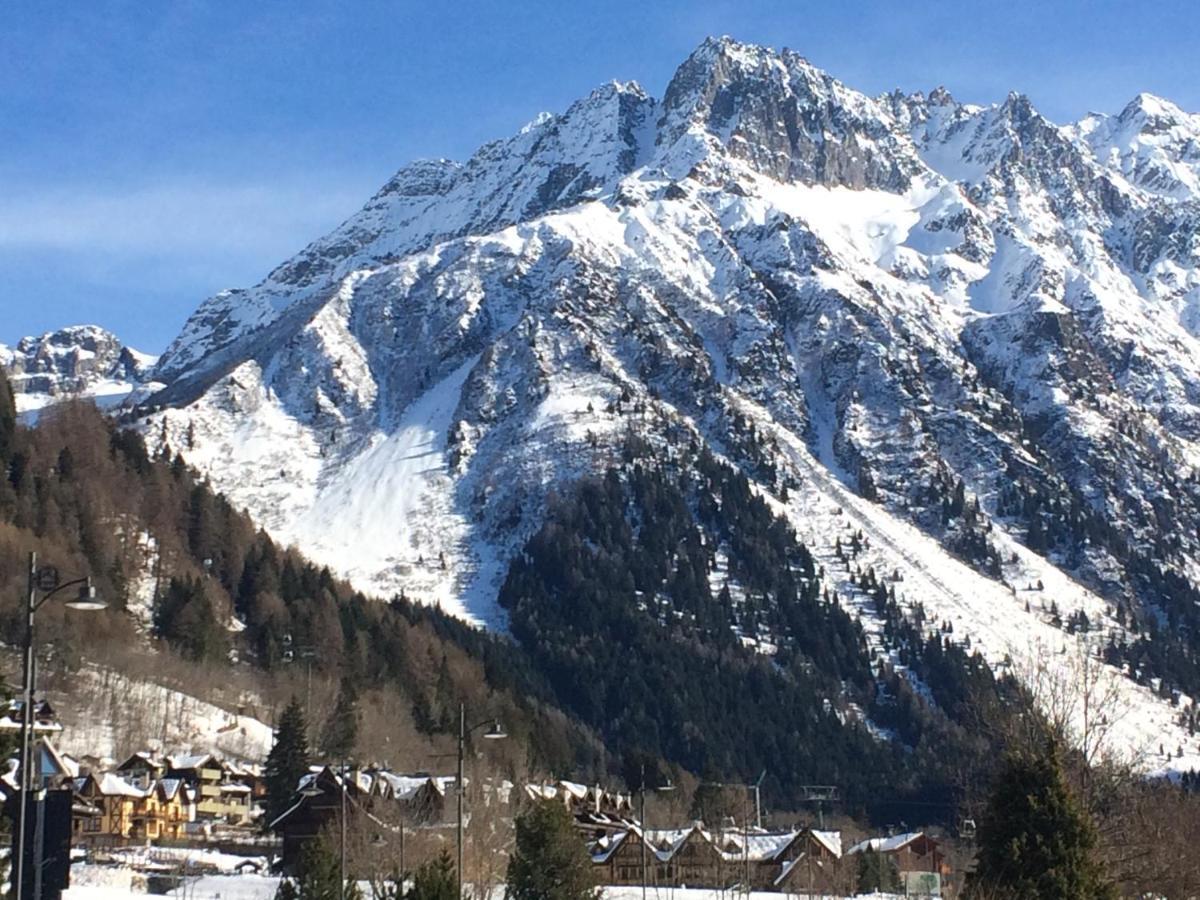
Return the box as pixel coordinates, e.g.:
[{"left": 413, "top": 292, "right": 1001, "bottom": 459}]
[{"left": 63, "top": 867, "right": 901, "bottom": 900}]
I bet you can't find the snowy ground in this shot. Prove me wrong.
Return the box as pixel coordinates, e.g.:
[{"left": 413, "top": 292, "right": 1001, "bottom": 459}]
[{"left": 63, "top": 867, "right": 897, "bottom": 900}]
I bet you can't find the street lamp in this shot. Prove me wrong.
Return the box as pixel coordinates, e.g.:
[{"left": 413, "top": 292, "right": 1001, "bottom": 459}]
[
  {"left": 457, "top": 703, "right": 505, "bottom": 900},
  {"left": 16, "top": 552, "right": 106, "bottom": 900},
  {"left": 638, "top": 765, "right": 676, "bottom": 900}
]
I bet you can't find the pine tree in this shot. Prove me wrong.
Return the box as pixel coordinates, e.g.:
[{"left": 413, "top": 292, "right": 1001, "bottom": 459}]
[
  {"left": 278, "top": 836, "right": 359, "bottom": 900},
  {"left": 856, "top": 848, "right": 900, "bottom": 894},
  {"left": 505, "top": 801, "right": 597, "bottom": 900},
  {"left": 0, "top": 367, "right": 14, "bottom": 465},
  {"left": 968, "top": 742, "right": 1114, "bottom": 899},
  {"left": 405, "top": 851, "right": 456, "bottom": 900},
  {"left": 265, "top": 697, "right": 311, "bottom": 828},
  {"left": 322, "top": 676, "right": 359, "bottom": 761}
]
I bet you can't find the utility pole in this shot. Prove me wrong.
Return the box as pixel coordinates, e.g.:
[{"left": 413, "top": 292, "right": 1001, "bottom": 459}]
[
  {"left": 457, "top": 705, "right": 465, "bottom": 900},
  {"left": 742, "top": 789, "right": 750, "bottom": 898},
  {"left": 340, "top": 761, "right": 348, "bottom": 900},
  {"left": 640, "top": 765, "right": 647, "bottom": 900}
]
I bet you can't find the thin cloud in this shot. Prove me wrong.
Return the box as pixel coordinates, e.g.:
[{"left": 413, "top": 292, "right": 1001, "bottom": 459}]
[{"left": 0, "top": 175, "right": 374, "bottom": 257}]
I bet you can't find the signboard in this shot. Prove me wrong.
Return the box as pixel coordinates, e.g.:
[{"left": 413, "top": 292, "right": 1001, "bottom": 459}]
[{"left": 903, "top": 870, "right": 941, "bottom": 896}]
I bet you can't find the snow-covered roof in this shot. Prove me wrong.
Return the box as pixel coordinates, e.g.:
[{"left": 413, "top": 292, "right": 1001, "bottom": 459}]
[
  {"left": 848, "top": 832, "right": 925, "bottom": 855},
  {"left": 0, "top": 711, "right": 62, "bottom": 733},
  {"left": 592, "top": 831, "right": 629, "bottom": 863},
  {"left": 525, "top": 783, "right": 558, "bottom": 802},
  {"left": 376, "top": 772, "right": 442, "bottom": 800},
  {"left": 645, "top": 827, "right": 700, "bottom": 861},
  {"left": 167, "top": 753, "right": 220, "bottom": 770},
  {"left": 93, "top": 773, "right": 148, "bottom": 798},
  {"left": 719, "top": 830, "right": 797, "bottom": 862},
  {"left": 560, "top": 779, "right": 589, "bottom": 800},
  {"left": 812, "top": 830, "right": 842, "bottom": 858},
  {"left": 115, "top": 750, "right": 164, "bottom": 772}
]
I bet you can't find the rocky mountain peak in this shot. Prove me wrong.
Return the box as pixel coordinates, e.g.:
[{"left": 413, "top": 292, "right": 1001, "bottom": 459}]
[
  {"left": 2, "top": 325, "right": 156, "bottom": 415},
  {"left": 928, "top": 85, "right": 956, "bottom": 107},
  {"left": 657, "top": 36, "right": 920, "bottom": 191},
  {"left": 1074, "top": 92, "right": 1200, "bottom": 200},
  {"left": 1118, "top": 92, "right": 1193, "bottom": 130}
]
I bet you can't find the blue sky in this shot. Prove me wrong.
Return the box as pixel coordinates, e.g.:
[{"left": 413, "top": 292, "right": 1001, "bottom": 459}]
[{"left": 3, "top": 0, "right": 1198, "bottom": 352}]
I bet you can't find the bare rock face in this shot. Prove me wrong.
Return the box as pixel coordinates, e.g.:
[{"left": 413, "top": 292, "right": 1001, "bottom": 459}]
[{"left": 2, "top": 325, "right": 155, "bottom": 411}]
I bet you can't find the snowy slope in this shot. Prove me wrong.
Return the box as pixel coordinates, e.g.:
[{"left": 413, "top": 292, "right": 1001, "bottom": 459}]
[
  {"left": 132, "top": 37, "right": 1200, "bottom": 767},
  {"left": 48, "top": 663, "right": 273, "bottom": 764}
]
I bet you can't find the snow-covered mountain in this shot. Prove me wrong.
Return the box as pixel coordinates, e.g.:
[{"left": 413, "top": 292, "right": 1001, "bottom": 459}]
[
  {"left": 106, "top": 37, "right": 1200, "bottom": 770},
  {"left": 1, "top": 325, "right": 158, "bottom": 418}
]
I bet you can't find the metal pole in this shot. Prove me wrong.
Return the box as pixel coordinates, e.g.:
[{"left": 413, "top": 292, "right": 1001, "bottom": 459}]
[
  {"left": 640, "top": 765, "right": 647, "bottom": 900},
  {"left": 340, "top": 761, "right": 347, "bottom": 900},
  {"left": 742, "top": 790, "right": 749, "bottom": 897},
  {"left": 32, "top": 781, "right": 45, "bottom": 900},
  {"left": 457, "top": 703, "right": 465, "bottom": 900},
  {"left": 15, "top": 551, "right": 37, "bottom": 900}
]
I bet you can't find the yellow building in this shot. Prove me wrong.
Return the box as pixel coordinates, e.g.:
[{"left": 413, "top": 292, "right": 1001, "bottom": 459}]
[
  {"left": 166, "top": 753, "right": 251, "bottom": 823},
  {"left": 71, "top": 773, "right": 195, "bottom": 844}
]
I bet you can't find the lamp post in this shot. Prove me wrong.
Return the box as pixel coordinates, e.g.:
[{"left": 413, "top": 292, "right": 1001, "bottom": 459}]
[
  {"left": 638, "top": 765, "right": 676, "bottom": 900},
  {"left": 456, "top": 703, "right": 506, "bottom": 900},
  {"left": 16, "top": 552, "right": 105, "bottom": 900}
]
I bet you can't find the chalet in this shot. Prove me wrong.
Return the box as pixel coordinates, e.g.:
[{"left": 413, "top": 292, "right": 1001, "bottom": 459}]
[
  {"left": 592, "top": 824, "right": 847, "bottom": 892},
  {"left": 592, "top": 829, "right": 644, "bottom": 885},
  {"left": 70, "top": 771, "right": 195, "bottom": 845},
  {"left": 72, "top": 773, "right": 146, "bottom": 843},
  {"left": 659, "top": 827, "right": 726, "bottom": 888},
  {"left": 271, "top": 766, "right": 369, "bottom": 870},
  {"left": 848, "top": 831, "right": 948, "bottom": 893},
  {"left": 227, "top": 761, "right": 267, "bottom": 802},
  {"left": 147, "top": 779, "right": 192, "bottom": 840},
  {"left": 771, "top": 830, "right": 846, "bottom": 895}
]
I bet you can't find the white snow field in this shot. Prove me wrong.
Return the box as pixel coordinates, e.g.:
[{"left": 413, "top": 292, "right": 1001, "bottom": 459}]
[{"left": 63, "top": 868, "right": 898, "bottom": 900}]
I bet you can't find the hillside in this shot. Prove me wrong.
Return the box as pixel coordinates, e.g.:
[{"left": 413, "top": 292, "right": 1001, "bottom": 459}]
[
  {"left": 0, "top": 370, "right": 607, "bottom": 778},
  {"left": 0, "top": 367, "right": 1052, "bottom": 825}
]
